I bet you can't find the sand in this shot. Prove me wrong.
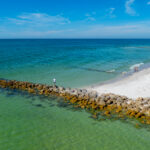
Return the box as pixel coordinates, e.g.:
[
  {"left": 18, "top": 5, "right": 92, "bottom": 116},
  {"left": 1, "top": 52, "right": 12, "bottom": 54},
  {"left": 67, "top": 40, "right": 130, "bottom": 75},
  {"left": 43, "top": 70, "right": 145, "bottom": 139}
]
[{"left": 89, "top": 68, "right": 150, "bottom": 99}]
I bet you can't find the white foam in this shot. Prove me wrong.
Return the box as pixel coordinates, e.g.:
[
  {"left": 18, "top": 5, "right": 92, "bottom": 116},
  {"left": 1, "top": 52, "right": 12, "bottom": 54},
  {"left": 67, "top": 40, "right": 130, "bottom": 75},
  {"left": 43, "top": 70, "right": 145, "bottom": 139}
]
[
  {"left": 130, "top": 63, "right": 144, "bottom": 70},
  {"left": 106, "top": 69, "right": 115, "bottom": 73}
]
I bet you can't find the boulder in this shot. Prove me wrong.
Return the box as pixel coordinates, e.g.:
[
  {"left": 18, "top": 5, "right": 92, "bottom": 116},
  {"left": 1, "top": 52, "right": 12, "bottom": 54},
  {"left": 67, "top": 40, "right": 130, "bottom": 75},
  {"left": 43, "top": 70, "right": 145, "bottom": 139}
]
[
  {"left": 58, "top": 86, "right": 65, "bottom": 92},
  {"left": 98, "top": 100, "right": 106, "bottom": 106},
  {"left": 36, "top": 85, "right": 43, "bottom": 90},
  {"left": 70, "top": 89, "right": 78, "bottom": 95},
  {"left": 89, "top": 91, "right": 98, "bottom": 98},
  {"left": 81, "top": 89, "right": 87, "bottom": 94},
  {"left": 53, "top": 87, "right": 59, "bottom": 93}
]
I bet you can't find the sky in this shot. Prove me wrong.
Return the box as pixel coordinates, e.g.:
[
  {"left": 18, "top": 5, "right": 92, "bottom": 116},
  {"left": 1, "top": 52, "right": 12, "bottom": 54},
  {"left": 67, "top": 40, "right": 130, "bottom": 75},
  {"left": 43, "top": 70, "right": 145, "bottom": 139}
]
[{"left": 0, "top": 0, "right": 150, "bottom": 38}]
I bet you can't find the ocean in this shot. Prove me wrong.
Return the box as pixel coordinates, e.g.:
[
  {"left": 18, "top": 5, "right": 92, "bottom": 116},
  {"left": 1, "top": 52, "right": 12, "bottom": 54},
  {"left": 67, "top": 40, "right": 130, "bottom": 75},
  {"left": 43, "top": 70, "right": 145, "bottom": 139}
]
[{"left": 0, "top": 39, "right": 150, "bottom": 150}]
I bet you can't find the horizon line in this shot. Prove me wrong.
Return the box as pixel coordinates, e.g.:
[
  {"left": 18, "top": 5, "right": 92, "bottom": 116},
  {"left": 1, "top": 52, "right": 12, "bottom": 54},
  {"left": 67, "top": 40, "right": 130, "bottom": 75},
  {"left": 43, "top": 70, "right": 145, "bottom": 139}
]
[{"left": 0, "top": 38, "right": 150, "bottom": 40}]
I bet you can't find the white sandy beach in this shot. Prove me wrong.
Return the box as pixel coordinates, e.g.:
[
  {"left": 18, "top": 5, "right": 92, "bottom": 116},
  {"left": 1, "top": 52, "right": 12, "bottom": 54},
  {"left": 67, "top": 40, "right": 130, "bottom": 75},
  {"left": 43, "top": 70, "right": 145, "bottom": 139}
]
[{"left": 90, "top": 68, "right": 150, "bottom": 99}]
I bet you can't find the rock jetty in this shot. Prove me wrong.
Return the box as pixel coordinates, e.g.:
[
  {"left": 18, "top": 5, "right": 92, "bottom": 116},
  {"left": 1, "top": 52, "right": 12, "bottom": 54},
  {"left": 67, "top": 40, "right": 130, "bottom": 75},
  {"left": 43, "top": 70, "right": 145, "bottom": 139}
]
[{"left": 0, "top": 79, "right": 150, "bottom": 125}]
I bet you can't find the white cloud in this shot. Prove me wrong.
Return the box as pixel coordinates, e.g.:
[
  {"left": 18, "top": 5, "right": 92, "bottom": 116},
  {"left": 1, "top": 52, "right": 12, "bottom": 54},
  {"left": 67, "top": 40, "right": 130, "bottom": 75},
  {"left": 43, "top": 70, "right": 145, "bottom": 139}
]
[
  {"left": 107, "top": 8, "right": 116, "bottom": 18},
  {"left": 85, "top": 12, "right": 96, "bottom": 21},
  {"left": 148, "top": 1, "right": 150, "bottom": 5},
  {"left": 1, "top": 12, "right": 150, "bottom": 38},
  {"left": 0, "top": 27, "right": 74, "bottom": 38},
  {"left": 7, "top": 13, "right": 70, "bottom": 26},
  {"left": 86, "top": 17, "right": 96, "bottom": 21},
  {"left": 0, "top": 12, "right": 71, "bottom": 38},
  {"left": 1, "top": 21, "right": 150, "bottom": 38},
  {"left": 78, "top": 21, "right": 150, "bottom": 38},
  {"left": 125, "top": 0, "right": 136, "bottom": 16}
]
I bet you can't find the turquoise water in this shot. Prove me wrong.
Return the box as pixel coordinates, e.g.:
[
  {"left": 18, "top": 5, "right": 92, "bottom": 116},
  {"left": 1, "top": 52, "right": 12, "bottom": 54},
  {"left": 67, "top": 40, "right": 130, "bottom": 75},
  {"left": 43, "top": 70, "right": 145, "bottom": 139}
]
[
  {"left": 1, "top": 39, "right": 150, "bottom": 150},
  {"left": 1, "top": 39, "right": 150, "bottom": 87}
]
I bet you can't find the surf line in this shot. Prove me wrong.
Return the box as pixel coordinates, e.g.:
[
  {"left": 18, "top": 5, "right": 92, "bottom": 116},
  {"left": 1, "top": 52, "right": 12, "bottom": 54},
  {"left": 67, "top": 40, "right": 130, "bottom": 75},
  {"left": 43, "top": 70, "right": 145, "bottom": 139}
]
[
  {"left": 0, "top": 78, "right": 150, "bottom": 125},
  {"left": 72, "top": 66, "right": 116, "bottom": 73}
]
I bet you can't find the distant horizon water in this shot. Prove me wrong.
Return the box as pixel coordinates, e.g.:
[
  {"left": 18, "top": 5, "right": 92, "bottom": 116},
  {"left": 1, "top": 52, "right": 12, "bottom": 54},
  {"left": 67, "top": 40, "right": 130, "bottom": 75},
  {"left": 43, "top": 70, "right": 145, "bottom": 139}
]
[{"left": 1, "top": 38, "right": 150, "bottom": 40}]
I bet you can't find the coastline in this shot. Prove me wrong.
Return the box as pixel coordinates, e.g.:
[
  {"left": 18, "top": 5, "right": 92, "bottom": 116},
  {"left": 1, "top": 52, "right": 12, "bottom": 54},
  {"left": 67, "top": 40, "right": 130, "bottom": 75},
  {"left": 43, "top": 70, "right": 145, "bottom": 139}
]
[
  {"left": 89, "top": 67, "right": 150, "bottom": 99},
  {"left": 1, "top": 78, "right": 150, "bottom": 125}
]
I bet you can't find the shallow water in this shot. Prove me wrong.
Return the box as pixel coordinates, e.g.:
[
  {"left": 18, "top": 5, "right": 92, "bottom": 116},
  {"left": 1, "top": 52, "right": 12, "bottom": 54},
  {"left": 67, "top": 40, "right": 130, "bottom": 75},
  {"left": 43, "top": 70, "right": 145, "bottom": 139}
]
[
  {"left": 1, "top": 39, "right": 150, "bottom": 150},
  {"left": 0, "top": 89, "right": 150, "bottom": 150}
]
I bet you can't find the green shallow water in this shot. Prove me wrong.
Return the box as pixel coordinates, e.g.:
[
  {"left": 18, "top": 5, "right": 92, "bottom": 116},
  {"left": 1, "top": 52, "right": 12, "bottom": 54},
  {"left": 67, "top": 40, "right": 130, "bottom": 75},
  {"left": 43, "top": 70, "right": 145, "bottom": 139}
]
[{"left": 0, "top": 90, "right": 150, "bottom": 150}]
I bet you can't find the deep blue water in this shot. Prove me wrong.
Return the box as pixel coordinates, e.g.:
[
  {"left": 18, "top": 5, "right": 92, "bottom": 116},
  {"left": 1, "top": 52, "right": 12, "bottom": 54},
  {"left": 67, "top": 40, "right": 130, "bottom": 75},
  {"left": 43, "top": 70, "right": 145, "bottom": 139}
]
[{"left": 1, "top": 39, "right": 150, "bottom": 87}]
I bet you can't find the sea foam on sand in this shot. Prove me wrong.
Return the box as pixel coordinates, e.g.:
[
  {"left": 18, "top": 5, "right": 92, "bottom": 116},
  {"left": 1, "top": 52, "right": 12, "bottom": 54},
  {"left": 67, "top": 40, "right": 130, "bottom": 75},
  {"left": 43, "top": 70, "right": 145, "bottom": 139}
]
[{"left": 90, "top": 68, "right": 150, "bottom": 99}]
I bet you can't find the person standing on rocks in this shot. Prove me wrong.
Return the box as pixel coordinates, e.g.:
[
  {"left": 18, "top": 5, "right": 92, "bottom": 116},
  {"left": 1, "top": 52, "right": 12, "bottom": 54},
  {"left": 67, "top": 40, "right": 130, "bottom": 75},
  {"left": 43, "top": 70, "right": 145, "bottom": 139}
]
[{"left": 53, "top": 78, "right": 56, "bottom": 87}]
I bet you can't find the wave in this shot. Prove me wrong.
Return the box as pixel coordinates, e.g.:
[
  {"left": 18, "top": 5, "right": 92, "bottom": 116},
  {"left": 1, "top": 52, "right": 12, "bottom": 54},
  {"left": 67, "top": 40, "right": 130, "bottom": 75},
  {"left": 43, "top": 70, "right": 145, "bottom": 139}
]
[
  {"left": 130, "top": 63, "right": 144, "bottom": 70},
  {"left": 71, "top": 66, "right": 116, "bottom": 73},
  {"left": 123, "top": 46, "right": 150, "bottom": 49},
  {"left": 106, "top": 69, "right": 116, "bottom": 73}
]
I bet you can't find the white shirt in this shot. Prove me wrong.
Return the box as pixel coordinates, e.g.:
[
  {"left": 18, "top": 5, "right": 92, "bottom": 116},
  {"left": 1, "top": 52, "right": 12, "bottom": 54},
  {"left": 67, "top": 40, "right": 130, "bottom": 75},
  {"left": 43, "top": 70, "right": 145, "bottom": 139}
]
[{"left": 53, "top": 78, "right": 56, "bottom": 83}]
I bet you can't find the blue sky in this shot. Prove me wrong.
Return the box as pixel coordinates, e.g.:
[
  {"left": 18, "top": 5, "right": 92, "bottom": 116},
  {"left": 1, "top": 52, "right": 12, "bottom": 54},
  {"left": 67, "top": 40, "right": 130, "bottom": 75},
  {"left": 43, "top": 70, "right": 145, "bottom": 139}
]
[{"left": 0, "top": 0, "right": 150, "bottom": 38}]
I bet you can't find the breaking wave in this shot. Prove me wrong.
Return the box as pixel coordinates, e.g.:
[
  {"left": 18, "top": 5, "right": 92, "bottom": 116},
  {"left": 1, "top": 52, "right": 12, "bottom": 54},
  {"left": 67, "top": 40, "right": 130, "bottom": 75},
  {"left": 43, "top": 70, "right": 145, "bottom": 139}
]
[{"left": 130, "top": 63, "right": 144, "bottom": 70}]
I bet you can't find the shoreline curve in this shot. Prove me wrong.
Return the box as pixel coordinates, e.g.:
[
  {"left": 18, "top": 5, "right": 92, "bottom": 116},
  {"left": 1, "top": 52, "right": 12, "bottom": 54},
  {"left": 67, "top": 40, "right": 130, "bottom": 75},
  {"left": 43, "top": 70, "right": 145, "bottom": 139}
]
[{"left": 89, "top": 67, "right": 150, "bottom": 99}]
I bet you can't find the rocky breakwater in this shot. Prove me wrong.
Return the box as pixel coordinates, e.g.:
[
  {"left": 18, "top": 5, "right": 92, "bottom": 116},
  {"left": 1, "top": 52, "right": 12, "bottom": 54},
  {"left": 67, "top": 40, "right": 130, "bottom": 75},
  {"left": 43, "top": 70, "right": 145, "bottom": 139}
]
[{"left": 0, "top": 79, "right": 150, "bottom": 125}]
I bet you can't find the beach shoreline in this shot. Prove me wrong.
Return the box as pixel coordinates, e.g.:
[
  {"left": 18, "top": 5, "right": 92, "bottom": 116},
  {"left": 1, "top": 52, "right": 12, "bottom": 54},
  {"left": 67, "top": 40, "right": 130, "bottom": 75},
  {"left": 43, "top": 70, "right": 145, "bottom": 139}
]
[{"left": 89, "top": 67, "right": 150, "bottom": 99}]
